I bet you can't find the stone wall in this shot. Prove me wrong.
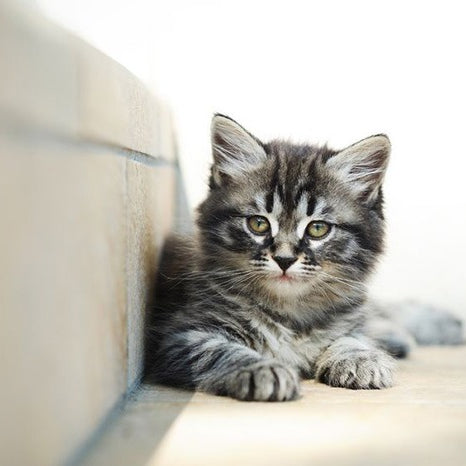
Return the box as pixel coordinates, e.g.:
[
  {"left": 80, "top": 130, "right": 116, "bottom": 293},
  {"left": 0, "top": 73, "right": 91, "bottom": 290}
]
[{"left": 0, "top": 3, "right": 184, "bottom": 465}]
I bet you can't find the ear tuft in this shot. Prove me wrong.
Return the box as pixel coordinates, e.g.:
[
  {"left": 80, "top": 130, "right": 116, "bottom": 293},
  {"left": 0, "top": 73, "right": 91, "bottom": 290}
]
[
  {"left": 326, "top": 134, "right": 391, "bottom": 203},
  {"left": 211, "top": 114, "right": 267, "bottom": 184}
]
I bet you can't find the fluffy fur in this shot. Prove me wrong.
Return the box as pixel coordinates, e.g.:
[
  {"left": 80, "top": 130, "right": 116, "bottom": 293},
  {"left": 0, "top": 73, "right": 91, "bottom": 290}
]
[{"left": 145, "top": 114, "right": 463, "bottom": 401}]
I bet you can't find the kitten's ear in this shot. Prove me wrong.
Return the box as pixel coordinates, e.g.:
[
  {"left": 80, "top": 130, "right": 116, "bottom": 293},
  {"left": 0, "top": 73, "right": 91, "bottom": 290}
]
[
  {"left": 211, "top": 114, "right": 267, "bottom": 184},
  {"left": 326, "top": 134, "right": 391, "bottom": 204}
]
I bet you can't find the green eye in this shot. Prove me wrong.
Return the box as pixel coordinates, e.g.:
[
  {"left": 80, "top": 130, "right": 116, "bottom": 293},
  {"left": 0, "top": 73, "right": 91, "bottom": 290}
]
[
  {"left": 247, "top": 216, "right": 270, "bottom": 235},
  {"left": 306, "top": 221, "right": 331, "bottom": 239}
]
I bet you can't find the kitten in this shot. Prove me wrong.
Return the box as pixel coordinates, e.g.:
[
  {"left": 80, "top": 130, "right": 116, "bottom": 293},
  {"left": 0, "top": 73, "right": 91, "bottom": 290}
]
[{"left": 145, "top": 114, "right": 463, "bottom": 401}]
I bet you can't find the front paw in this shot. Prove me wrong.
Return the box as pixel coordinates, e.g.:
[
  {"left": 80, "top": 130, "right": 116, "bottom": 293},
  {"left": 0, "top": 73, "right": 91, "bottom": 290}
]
[
  {"left": 224, "top": 361, "right": 300, "bottom": 401},
  {"left": 316, "top": 350, "right": 394, "bottom": 389}
]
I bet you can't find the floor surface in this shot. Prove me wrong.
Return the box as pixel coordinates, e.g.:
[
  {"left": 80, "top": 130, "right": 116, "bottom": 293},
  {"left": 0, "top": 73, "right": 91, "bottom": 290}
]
[{"left": 80, "top": 346, "right": 466, "bottom": 466}]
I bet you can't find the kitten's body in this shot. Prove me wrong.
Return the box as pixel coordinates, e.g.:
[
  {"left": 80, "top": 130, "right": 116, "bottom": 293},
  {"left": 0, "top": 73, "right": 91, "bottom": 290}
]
[{"left": 146, "top": 115, "right": 463, "bottom": 401}]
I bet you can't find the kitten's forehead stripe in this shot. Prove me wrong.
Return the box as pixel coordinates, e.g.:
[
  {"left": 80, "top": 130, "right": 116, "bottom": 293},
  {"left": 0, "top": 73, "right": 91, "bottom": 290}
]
[
  {"left": 261, "top": 144, "right": 339, "bottom": 234},
  {"left": 308, "top": 158, "right": 318, "bottom": 184},
  {"left": 307, "top": 197, "right": 317, "bottom": 217},
  {"left": 266, "top": 159, "right": 280, "bottom": 213},
  {"left": 294, "top": 185, "right": 306, "bottom": 206}
]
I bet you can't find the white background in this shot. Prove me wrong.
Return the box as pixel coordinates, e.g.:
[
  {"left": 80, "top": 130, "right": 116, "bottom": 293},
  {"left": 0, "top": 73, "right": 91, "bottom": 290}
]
[{"left": 38, "top": 0, "right": 466, "bottom": 314}]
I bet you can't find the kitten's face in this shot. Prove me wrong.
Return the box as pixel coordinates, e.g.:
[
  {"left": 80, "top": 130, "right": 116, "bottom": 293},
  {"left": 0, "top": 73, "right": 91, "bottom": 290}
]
[{"left": 197, "top": 115, "right": 390, "bottom": 302}]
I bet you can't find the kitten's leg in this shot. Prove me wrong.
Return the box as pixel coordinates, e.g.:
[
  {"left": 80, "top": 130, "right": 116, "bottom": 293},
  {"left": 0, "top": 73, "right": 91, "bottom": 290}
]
[
  {"left": 315, "top": 335, "right": 395, "bottom": 389},
  {"left": 152, "top": 329, "right": 300, "bottom": 401},
  {"left": 372, "top": 300, "right": 464, "bottom": 346}
]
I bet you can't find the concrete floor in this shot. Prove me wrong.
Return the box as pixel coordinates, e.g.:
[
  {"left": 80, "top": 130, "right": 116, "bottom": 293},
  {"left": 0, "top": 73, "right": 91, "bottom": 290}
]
[{"left": 80, "top": 346, "right": 466, "bottom": 466}]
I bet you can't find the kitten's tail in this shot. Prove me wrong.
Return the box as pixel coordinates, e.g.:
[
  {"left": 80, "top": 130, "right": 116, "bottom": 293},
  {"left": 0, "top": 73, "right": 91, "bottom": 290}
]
[{"left": 365, "top": 300, "right": 464, "bottom": 358}]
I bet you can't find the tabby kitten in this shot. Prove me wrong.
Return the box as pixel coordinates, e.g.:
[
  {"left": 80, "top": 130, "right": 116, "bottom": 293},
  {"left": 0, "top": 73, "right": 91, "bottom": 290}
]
[{"left": 146, "top": 114, "right": 463, "bottom": 401}]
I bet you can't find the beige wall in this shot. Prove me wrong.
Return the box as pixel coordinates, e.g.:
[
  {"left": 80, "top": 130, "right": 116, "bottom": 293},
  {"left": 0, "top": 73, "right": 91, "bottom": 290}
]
[{"left": 0, "top": 3, "right": 182, "bottom": 465}]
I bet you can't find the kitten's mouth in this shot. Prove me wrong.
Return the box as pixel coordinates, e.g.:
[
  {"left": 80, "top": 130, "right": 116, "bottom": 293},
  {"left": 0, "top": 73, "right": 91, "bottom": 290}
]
[{"left": 277, "top": 273, "right": 293, "bottom": 282}]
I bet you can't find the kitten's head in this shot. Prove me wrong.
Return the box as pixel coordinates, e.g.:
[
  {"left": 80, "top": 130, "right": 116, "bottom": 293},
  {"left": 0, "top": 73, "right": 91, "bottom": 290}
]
[{"left": 197, "top": 114, "right": 390, "bottom": 306}]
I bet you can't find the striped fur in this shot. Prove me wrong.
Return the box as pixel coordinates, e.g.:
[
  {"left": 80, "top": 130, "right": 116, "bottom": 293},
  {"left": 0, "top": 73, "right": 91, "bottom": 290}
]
[{"left": 145, "top": 115, "right": 463, "bottom": 401}]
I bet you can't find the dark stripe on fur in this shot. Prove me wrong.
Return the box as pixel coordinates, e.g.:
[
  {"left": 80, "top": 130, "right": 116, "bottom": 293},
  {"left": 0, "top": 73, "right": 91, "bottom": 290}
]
[{"left": 339, "top": 223, "right": 382, "bottom": 253}]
